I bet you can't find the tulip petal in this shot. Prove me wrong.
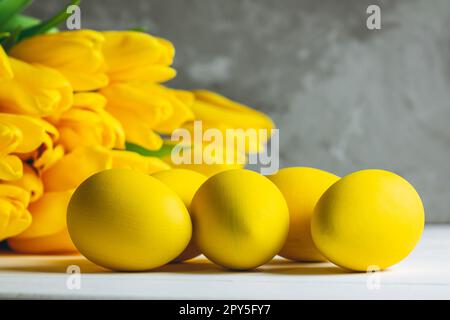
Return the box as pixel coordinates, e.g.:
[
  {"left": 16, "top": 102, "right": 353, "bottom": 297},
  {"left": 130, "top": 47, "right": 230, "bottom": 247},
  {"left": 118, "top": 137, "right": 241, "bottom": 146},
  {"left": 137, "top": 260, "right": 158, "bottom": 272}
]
[
  {"left": 102, "top": 31, "right": 176, "bottom": 83},
  {"left": 0, "top": 121, "right": 22, "bottom": 155},
  {"left": 182, "top": 90, "right": 276, "bottom": 153},
  {"left": 0, "top": 113, "right": 46, "bottom": 153},
  {"left": 17, "top": 118, "right": 63, "bottom": 172},
  {"left": 10, "top": 30, "right": 108, "bottom": 91},
  {"left": 0, "top": 154, "right": 23, "bottom": 181},
  {"left": 153, "top": 88, "right": 195, "bottom": 134},
  {"left": 100, "top": 82, "right": 171, "bottom": 150},
  {"left": 52, "top": 92, "right": 125, "bottom": 152},
  {"left": 8, "top": 228, "right": 77, "bottom": 254},
  {"left": 191, "top": 90, "right": 274, "bottom": 132},
  {"left": 13, "top": 189, "right": 73, "bottom": 239},
  {"left": 0, "top": 45, "right": 13, "bottom": 79},
  {"left": 41, "top": 146, "right": 112, "bottom": 192},
  {"left": 155, "top": 37, "right": 175, "bottom": 65},
  {"left": 0, "top": 114, "right": 63, "bottom": 181},
  {"left": 116, "top": 118, "right": 163, "bottom": 151},
  {"left": 6, "top": 163, "right": 43, "bottom": 203},
  {"left": 0, "top": 58, "right": 73, "bottom": 117},
  {"left": 59, "top": 69, "right": 109, "bottom": 92},
  {"left": 110, "top": 149, "right": 170, "bottom": 174},
  {"left": 0, "top": 184, "right": 31, "bottom": 240},
  {"left": 107, "top": 65, "right": 176, "bottom": 84}
]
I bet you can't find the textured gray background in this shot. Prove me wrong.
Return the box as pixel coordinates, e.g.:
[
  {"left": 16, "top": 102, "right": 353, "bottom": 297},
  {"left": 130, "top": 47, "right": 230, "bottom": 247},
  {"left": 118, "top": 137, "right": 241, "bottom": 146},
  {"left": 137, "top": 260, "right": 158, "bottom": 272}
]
[{"left": 26, "top": 0, "right": 450, "bottom": 223}]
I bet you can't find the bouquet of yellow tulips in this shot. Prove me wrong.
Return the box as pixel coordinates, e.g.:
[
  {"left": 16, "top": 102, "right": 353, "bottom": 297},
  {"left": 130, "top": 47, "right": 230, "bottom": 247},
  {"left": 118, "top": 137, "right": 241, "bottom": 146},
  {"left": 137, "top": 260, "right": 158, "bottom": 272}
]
[{"left": 0, "top": 0, "right": 273, "bottom": 251}]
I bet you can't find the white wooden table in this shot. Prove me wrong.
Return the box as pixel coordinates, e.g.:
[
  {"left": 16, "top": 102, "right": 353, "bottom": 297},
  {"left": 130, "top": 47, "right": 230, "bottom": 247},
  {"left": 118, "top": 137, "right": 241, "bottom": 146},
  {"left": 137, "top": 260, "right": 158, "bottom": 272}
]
[{"left": 0, "top": 225, "right": 449, "bottom": 300}]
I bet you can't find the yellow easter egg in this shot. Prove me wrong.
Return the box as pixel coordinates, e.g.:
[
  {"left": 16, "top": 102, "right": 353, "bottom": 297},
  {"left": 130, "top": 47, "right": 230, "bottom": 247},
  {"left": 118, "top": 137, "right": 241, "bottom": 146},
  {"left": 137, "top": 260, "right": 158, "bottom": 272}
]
[
  {"left": 67, "top": 168, "right": 192, "bottom": 271},
  {"left": 153, "top": 169, "right": 207, "bottom": 262},
  {"left": 311, "top": 169, "right": 425, "bottom": 271},
  {"left": 191, "top": 169, "right": 289, "bottom": 270},
  {"left": 268, "top": 167, "right": 340, "bottom": 261}
]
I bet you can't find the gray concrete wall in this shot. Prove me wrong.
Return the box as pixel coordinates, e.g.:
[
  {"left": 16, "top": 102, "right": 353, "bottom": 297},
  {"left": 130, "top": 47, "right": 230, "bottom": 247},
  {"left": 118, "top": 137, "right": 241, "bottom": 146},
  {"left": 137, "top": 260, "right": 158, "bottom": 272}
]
[{"left": 26, "top": 0, "right": 450, "bottom": 222}]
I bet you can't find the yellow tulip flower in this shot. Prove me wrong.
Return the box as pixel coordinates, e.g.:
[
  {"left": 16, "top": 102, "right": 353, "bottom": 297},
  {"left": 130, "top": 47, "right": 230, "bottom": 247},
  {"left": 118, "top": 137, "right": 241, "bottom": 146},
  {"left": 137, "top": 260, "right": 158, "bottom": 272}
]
[
  {"left": 102, "top": 31, "right": 176, "bottom": 83},
  {"left": 162, "top": 140, "right": 245, "bottom": 177},
  {"left": 8, "top": 189, "right": 77, "bottom": 253},
  {"left": 0, "top": 45, "right": 13, "bottom": 80},
  {"left": 17, "top": 117, "right": 64, "bottom": 172},
  {"left": 100, "top": 83, "right": 179, "bottom": 150},
  {"left": 0, "top": 58, "right": 72, "bottom": 117},
  {"left": 186, "top": 90, "right": 275, "bottom": 153},
  {"left": 0, "top": 184, "right": 31, "bottom": 241},
  {"left": 41, "top": 145, "right": 170, "bottom": 192},
  {"left": 191, "top": 90, "right": 274, "bottom": 130},
  {"left": 10, "top": 30, "right": 108, "bottom": 92},
  {"left": 153, "top": 88, "right": 195, "bottom": 134},
  {"left": 50, "top": 92, "right": 125, "bottom": 152},
  {"left": 0, "top": 113, "right": 52, "bottom": 181},
  {"left": 100, "top": 83, "right": 194, "bottom": 150},
  {"left": 6, "top": 163, "right": 43, "bottom": 203}
]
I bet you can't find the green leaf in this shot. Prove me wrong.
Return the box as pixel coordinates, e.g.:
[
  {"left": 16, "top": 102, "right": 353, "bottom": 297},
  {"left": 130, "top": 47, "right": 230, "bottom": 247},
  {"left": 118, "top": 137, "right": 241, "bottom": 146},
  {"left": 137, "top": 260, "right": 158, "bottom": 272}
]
[
  {"left": 1, "top": 14, "right": 41, "bottom": 32},
  {"left": 18, "top": 0, "right": 80, "bottom": 41},
  {"left": 1, "top": 27, "right": 22, "bottom": 50},
  {"left": 0, "top": 0, "right": 33, "bottom": 29},
  {"left": 0, "top": 32, "right": 10, "bottom": 41},
  {"left": 1, "top": 14, "right": 59, "bottom": 49},
  {"left": 125, "top": 142, "right": 174, "bottom": 158}
]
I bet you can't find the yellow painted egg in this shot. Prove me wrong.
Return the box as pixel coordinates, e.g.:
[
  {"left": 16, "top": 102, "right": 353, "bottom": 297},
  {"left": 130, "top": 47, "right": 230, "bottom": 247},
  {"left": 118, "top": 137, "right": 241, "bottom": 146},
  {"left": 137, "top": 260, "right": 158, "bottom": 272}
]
[
  {"left": 311, "top": 169, "right": 425, "bottom": 271},
  {"left": 268, "top": 167, "right": 340, "bottom": 261},
  {"left": 152, "top": 169, "right": 207, "bottom": 262},
  {"left": 67, "top": 168, "right": 192, "bottom": 271},
  {"left": 191, "top": 169, "right": 289, "bottom": 270}
]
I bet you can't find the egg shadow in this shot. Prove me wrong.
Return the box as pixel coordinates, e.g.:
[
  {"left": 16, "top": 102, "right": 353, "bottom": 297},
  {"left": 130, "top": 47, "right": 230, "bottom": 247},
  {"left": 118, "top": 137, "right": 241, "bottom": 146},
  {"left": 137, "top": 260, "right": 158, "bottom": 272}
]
[
  {"left": 262, "top": 258, "right": 394, "bottom": 275},
  {"left": 152, "top": 257, "right": 351, "bottom": 275},
  {"left": 262, "top": 264, "right": 351, "bottom": 275},
  {"left": 0, "top": 253, "right": 365, "bottom": 276},
  {"left": 152, "top": 258, "right": 264, "bottom": 274},
  {"left": 255, "top": 258, "right": 349, "bottom": 275}
]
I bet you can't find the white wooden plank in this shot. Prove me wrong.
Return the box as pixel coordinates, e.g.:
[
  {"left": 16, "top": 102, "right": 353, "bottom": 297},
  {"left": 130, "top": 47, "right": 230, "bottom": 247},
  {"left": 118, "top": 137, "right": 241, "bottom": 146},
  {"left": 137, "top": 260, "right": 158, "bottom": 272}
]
[{"left": 0, "top": 225, "right": 449, "bottom": 299}]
